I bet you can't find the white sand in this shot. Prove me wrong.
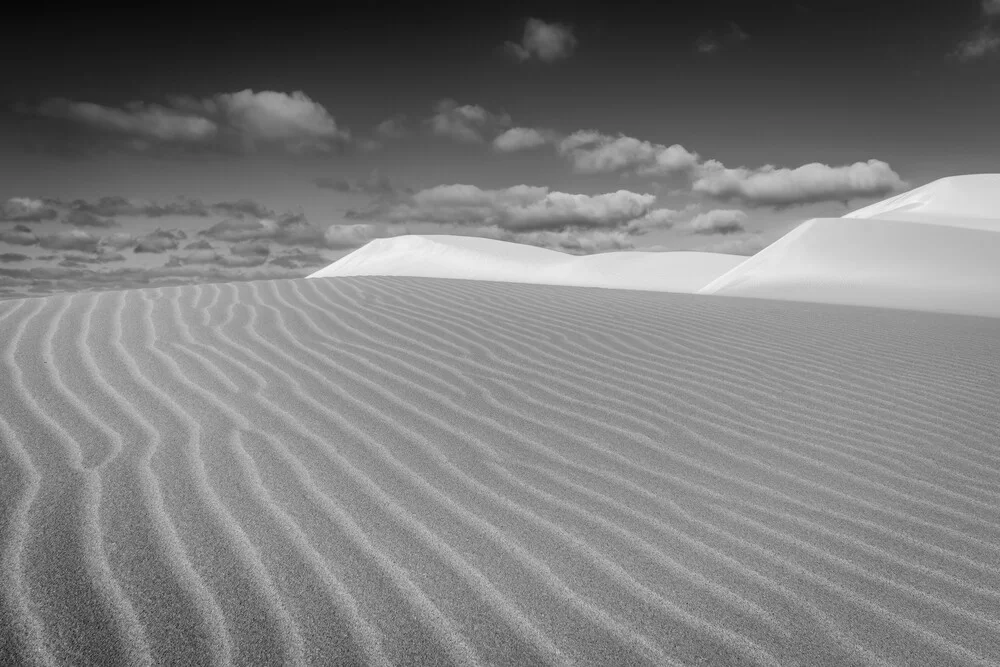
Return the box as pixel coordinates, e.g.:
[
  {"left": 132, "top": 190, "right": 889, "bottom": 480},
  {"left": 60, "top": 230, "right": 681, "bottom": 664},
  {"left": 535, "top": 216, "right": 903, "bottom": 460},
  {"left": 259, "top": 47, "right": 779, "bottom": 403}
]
[{"left": 1, "top": 276, "right": 999, "bottom": 665}]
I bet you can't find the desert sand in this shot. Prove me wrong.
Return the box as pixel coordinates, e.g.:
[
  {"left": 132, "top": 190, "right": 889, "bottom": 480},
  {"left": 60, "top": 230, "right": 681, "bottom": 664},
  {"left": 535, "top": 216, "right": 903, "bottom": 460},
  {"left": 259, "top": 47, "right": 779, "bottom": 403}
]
[{"left": 2, "top": 275, "right": 999, "bottom": 666}]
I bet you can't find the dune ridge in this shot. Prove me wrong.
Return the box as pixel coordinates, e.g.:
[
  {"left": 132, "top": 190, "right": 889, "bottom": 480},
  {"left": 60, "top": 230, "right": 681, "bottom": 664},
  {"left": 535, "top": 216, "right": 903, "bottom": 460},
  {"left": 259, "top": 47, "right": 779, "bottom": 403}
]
[{"left": 1, "top": 275, "right": 999, "bottom": 666}]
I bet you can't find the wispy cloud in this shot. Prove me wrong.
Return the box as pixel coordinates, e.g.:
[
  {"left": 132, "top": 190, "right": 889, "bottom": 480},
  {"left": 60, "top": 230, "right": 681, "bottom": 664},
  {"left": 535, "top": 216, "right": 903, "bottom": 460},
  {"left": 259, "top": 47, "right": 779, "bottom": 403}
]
[
  {"left": 695, "top": 22, "right": 750, "bottom": 55},
  {"left": 952, "top": 0, "right": 1000, "bottom": 61}
]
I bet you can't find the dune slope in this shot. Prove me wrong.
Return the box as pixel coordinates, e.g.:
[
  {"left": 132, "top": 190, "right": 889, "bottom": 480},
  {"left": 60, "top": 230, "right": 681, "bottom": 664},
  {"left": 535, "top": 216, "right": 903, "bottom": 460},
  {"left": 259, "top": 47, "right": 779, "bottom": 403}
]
[
  {"left": 308, "top": 235, "right": 747, "bottom": 293},
  {"left": 1, "top": 276, "right": 999, "bottom": 665}
]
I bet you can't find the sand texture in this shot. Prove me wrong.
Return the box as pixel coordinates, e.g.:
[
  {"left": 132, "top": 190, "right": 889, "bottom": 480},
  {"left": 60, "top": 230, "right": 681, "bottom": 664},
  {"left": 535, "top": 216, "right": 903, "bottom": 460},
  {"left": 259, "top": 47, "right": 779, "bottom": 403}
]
[{"left": 1, "top": 275, "right": 999, "bottom": 666}]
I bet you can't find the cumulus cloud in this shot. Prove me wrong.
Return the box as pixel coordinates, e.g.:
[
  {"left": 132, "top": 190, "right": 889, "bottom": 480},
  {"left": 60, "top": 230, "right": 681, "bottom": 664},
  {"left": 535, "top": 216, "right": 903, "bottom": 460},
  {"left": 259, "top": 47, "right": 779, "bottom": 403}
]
[
  {"left": 230, "top": 240, "right": 271, "bottom": 257},
  {"left": 1, "top": 225, "right": 39, "bottom": 246},
  {"left": 69, "top": 196, "right": 210, "bottom": 218},
  {"left": 504, "top": 18, "right": 577, "bottom": 63},
  {"left": 101, "top": 232, "right": 137, "bottom": 251},
  {"left": 38, "top": 229, "right": 102, "bottom": 253},
  {"left": 557, "top": 131, "right": 701, "bottom": 175},
  {"left": 134, "top": 228, "right": 187, "bottom": 253},
  {"left": 682, "top": 209, "right": 748, "bottom": 235},
  {"left": 385, "top": 184, "right": 658, "bottom": 232},
  {"left": 692, "top": 159, "right": 908, "bottom": 207},
  {"left": 197, "top": 213, "right": 367, "bottom": 249},
  {"left": 64, "top": 210, "right": 118, "bottom": 228},
  {"left": 492, "top": 127, "right": 560, "bottom": 152},
  {"left": 0, "top": 253, "right": 30, "bottom": 262},
  {"left": 210, "top": 199, "right": 277, "bottom": 219},
  {"left": 32, "top": 89, "right": 347, "bottom": 155},
  {"left": 184, "top": 239, "right": 214, "bottom": 250},
  {"left": 61, "top": 250, "right": 127, "bottom": 264},
  {"left": 165, "top": 250, "right": 268, "bottom": 268},
  {"left": 695, "top": 22, "right": 750, "bottom": 54},
  {"left": 324, "top": 224, "right": 378, "bottom": 249},
  {"left": 428, "top": 99, "right": 512, "bottom": 143},
  {"left": 1, "top": 197, "right": 60, "bottom": 222}
]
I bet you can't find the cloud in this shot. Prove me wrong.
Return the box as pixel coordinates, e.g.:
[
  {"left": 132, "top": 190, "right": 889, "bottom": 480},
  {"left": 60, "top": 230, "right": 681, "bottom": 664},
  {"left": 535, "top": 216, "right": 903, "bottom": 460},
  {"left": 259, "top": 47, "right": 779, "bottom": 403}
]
[
  {"left": 622, "top": 206, "right": 692, "bottom": 234},
  {"left": 100, "top": 232, "right": 137, "bottom": 251},
  {"left": 133, "top": 228, "right": 187, "bottom": 253},
  {"left": 692, "top": 159, "right": 908, "bottom": 207},
  {"left": 0, "top": 253, "right": 30, "bottom": 262},
  {"left": 184, "top": 239, "right": 214, "bottom": 250},
  {"left": 1, "top": 197, "right": 60, "bottom": 222},
  {"left": 952, "top": 2, "right": 1000, "bottom": 61},
  {"left": 1, "top": 225, "right": 39, "bottom": 246},
  {"left": 492, "top": 127, "right": 560, "bottom": 152},
  {"left": 556, "top": 131, "right": 701, "bottom": 175},
  {"left": 682, "top": 209, "right": 748, "bottom": 235},
  {"left": 695, "top": 22, "right": 750, "bottom": 54},
  {"left": 268, "top": 248, "right": 331, "bottom": 269},
  {"left": 64, "top": 210, "right": 118, "bottom": 228},
  {"left": 38, "top": 229, "right": 101, "bottom": 252},
  {"left": 61, "top": 250, "right": 127, "bottom": 264},
  {"left": 165, "top": 248, "right": 268, "bottom": 268},
  {"left": 385, "top": 184, "right": 658, "bottom": 232},
  {"left": 375, "top": 114, "right": 407, "bottom": 139},
  {"left": 230, "top": 240, "right": 271, "bottom": 257},
  {"left": 198, "top": 213, "right": 364, "bottom": 249},
  {"left": 314, "top": 168, "right": 401, "bottom": 195},
  {"left": 428, "top": 99, "right": 512, "bottom": 143},
  {"left": 210, "top": 199, "right": 277, "bottom": 219},
  {"left": 31, "top": 89, "right": 348, "bottom": 155},
  {"left": 504, "top": 18, "right": 577, "bottom": 63},
  {"left": 953, "top": 26, "right": 1000, "bottom": 61},
  {"left": 69, "top": 196, "right": 210, "bottom": 218},
  {"left": 324, "top": 224, "right": 378, "bottom": 249},
  {"left": 37, "top": 98, "right": 218, "bottom": 142}
]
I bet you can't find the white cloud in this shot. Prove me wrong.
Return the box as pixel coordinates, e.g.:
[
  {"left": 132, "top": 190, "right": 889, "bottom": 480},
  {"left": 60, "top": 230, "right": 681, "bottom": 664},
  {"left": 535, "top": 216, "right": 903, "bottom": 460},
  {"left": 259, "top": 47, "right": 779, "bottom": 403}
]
[
  {"left": 504, "top": 18, "right": 577, "bottom": 63},
  {"left": 428, "top": 99, "right": 511, "bottom": 143},
  {"left": 34, "top": 90, "right": 347, "bottom": 154},
  {"left": 556, "top": 131, "right": 700, "bottom": 175},
  {"left": 953, "top": 26, "right": 1000, "bottom": 61},
  {"left": 692, "top": 159, "right": 907, "bottom": 207},
  {"left": 387, "top": 184, "right": 657, "bottom": 232},
  {"left": 1, "top": 197, "right": 60, "bottom": 222},
  {"left": 375, "top": 114, "right": 407, "bottom": 139},
  {"left": 38, "top": 99, "right": 217, "bottom": 142},
  {"left": 682, "top": 209, "right": 748, "bottom": 235},
  {"left": 492, "top": 127, "right": 559, "bottom": 152},
  {"left": 324, "top": 224, "right": 378, "bottom": 248}
]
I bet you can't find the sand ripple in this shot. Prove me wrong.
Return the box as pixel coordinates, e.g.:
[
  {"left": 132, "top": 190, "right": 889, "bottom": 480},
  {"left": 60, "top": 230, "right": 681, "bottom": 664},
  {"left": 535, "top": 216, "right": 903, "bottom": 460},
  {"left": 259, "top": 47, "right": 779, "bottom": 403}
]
[{"left": 1, "top": 276, "right": 999, "bottom": 666}]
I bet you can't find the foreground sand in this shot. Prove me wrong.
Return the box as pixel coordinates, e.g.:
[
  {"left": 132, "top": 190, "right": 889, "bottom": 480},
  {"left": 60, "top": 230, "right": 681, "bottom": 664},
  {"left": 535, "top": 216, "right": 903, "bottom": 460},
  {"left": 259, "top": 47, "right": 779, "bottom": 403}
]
[{"left": 1, "top": 276, "right": 999, "bottom": 666}]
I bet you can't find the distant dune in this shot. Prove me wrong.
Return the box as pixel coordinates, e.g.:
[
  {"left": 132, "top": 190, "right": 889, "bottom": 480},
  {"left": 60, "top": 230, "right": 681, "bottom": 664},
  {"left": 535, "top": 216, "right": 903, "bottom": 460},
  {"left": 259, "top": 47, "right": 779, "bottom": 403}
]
[
  {"left": 311, "top": 174, "right": 1000, "bottom": 319},
  {"left": 308, "top": 235, "right": 747, "bottom": 293},
  {"left": 2, "top": 276, "right": 999, "bottom": 665}
]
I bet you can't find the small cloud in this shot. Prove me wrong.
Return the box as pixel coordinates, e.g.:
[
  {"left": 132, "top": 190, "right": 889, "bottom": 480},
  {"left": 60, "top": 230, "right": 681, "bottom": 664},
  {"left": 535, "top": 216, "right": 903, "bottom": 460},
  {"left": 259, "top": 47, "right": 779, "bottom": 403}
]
[
  {"left": 134, "top": 228, "right": 187, "bottom": 253},
  {"left": 165, "top": 250, "right": 268, "bottom": 268},
  {"left": 1, "top": 224, "right": 40, "bottom": 246},
  {"left": 1, "top": 197, "right": 60, "bottom": 222},
  {"left": 61, "top": 249, "right": 127, "bottom": 264},
  {"left": 324, "top": 224, "right": 378, "bottom": 249},
  {"left": 504, "top": 18, "right": 577, "bottom": 63},
  {"left": 0, "top": 253, "right": 31, "bottom": 262},
  {"left": 230, "top": 240, "right": 271, "bottom": 257},
  {"left": 100, "top": 232, "right": 137, "bottom": 251},
  {"left": 986, "top": 0, "right": 1000, "bottom": 16},
  {"left": 692, "top": 159, "right": 908, "bottom": 207},
  {"left": 64, "top": 210, "right": 118, "bottom": 228},
  {"left": 314, "top": 168, "right": 400, "bottom": 195},
  {"left": 29, "top": 89, "right": 348, "bottom": 155},
  {"left": 184, "top": 239, "right": 214, "bottom": 250},
  {"left": 953, "top": 25, "right": 1000, "bottom": 61},
  {"left": 210, "top": 199, "right": 276, "bottom": 219},
  {"left": 38, "top": 229, "right": 102, "bottom": 252},
  {"left": 695, "top": 21, "right": 750, "bottom": 54},
  {"left": 492, "top": 127, "right": 560, "bottom": 152},
  {"left": 682, "top": 209, "right": 748, "bottom": 235},
  {"left": 557, "top": 131, "right": 700, "bottom": 175},
  {"left": 268, "top": 248, "right": 331, "bottom": 269},
  {"left": 375, "top": 114, "right": 407, "bottom": 139},
  {"left": 69, "top": 196, "right": 210, "bottom": 218},
  {"left": 428, "top": 99, "right": 512, "bottom": 143}
]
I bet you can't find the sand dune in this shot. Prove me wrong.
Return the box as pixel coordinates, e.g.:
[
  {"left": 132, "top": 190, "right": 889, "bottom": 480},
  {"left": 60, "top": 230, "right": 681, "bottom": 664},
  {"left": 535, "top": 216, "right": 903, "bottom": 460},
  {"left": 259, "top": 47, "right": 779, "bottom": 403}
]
[
  {"left": 308, "top": 235, "right": 747, "bottom": 293},
  {"left": 2, "top": 275, "right": 999, "bottom": 665}
]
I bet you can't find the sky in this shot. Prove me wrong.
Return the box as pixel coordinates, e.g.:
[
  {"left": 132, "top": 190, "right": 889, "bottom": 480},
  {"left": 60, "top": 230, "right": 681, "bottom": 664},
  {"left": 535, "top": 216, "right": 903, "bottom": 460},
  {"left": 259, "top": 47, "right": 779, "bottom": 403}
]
[{"left": 1, "top": 0, "right": 998, "bottom": 299}]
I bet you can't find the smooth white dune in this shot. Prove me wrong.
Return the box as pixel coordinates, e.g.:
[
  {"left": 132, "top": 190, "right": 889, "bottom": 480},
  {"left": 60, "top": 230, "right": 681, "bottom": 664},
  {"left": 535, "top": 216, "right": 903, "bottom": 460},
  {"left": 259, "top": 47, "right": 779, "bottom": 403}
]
[
  {"left": 308, "top": 235, "right": 747, "bottom": 293},
  {"left": 700, "top": 175, "right": 1000, "bottom": 317}
]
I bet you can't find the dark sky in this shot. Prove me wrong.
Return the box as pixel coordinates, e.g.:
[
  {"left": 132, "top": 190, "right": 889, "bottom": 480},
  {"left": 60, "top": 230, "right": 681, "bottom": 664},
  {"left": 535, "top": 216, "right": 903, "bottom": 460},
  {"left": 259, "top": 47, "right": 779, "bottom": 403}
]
[{"left": 1, "top": 0, "right": 997, "bottom": 298}]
